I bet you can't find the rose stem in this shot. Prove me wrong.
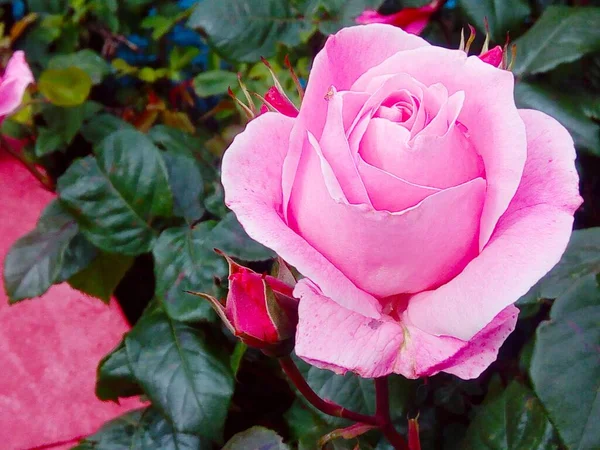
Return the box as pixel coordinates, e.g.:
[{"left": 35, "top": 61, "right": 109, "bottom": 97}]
[
  {"left": 278, "top": 356, "right": 380, "bottom": 426},
  {"left": 375, "top": 377, "right": 409, "bottom": 450}
]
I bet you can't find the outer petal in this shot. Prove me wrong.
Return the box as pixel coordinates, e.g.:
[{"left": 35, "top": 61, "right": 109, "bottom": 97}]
[
  {"left": 353, "top": 47, "right": 527, "bottom": 248},
  {"left": 294, "top": 280, "right": 404, "bottom": 378},
  {"left": 295, "top": 280, "right": 518, "bottom": 379},
  {"left": 299, "top": 24, "right": 429, "bottom": 140},
  {"left": 0, "top": 51, "right": 34, "bottom": 117},
  {"left": 288, "top": 137, "right": 486, "bottom": 297},
  {"left": 221, "top": 112, "right": 382, "bottom": 319},
  {"left": 407, "top": 110, "right": 582, "bottom": 341}
]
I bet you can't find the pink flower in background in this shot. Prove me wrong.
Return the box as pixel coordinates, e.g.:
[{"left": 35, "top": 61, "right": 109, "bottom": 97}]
[
  {"left": 0, "top": 51, "right": 34, "bottom": 120},
  {"left": 356, "top": 0, "right": 444, "bottom": 35},
  {"left": 221, "top": 25, "right": 582, "bottom": 379},
  {"left": 478, "top": 45, "right": 505, "bottom": 68}
]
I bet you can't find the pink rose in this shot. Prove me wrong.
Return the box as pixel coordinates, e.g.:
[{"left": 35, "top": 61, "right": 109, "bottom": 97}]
[
  {"left": 221, "top": 25, "right": 582, "bottom": 379},
  {"left": 0, "top": 51, "right": 34, "bottom": 120}
]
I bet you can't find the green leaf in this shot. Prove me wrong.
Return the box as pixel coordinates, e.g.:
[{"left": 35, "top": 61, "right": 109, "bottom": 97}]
[
  {"left": 57, "top": 130, "right": 173, "bottom": 255},
  {"left": 188, "top": 0, "right": 303, "bottom": 62},
  {"left": 124, "top": 308, "right": 234, "bottom": 439},
  {"left": 193, "top": 70, "right": 239, "bottom": 97},
  {"left": 513, "top": 6, "right": 600, "bottom": 76},
  {"left": 515, "top": 82, "right": 600, "bottom": 154},
  {"left": 42, "top": 102, "right": 102, "bottom": 145},
  {"left": 57, "top": 233, "right": 99, "bottom": 282},
  {"left": 3, "top": 200, "right": 79, "bottom": 302},
  {"left": 305, "top": 0, "right": 384, "bottom": 35},
  {"left": 38, "top": 67, "right": 93, "bottom": 107},
  {"left": 73, "top": 407, "right": 211, "bottom": 449},
  {"left": 68, "top": 252, "right": 134, "bottom": 303},
  {"left": 518, "top": 228, "right": 600, "bottom": 308},
  {"left": 153, "top": 223, "right": 227, "bottom": 322},
  {"left": 462, "top": 382, "right": 558, "bottom": 449},
  {"left": 162, "top": 151, "right": 205, "bottom": 223},
  {"left": 458, "top": 0, "right": 531, "bottom": 42},
  {"left": 210, "top": 212, "right": 275, "bottom": 261},
  {"left": 34, "top": 126, "right": 65, "bottom": 157},
  {"left": 81, "top": 114, "right": 135, "bottom": 146},
  {"left": 223, "top": 427, "right": 290, "bottom": 450},
  {"left": 96, "top": 342, "right": 143, "bottom": 402},
  {"left": 48, "top": 49, "right": 112, "bottom": 84},
  {"left": 530, "top": 274, "right": 600, "bottom": 449},
  {"left": 169, "top": 46, "right": 201, "bottom": 72}
]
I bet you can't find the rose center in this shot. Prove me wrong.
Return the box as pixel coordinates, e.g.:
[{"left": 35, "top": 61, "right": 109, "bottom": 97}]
[{"left": 374, "top": 90, "right": 419, "bottom": 126}]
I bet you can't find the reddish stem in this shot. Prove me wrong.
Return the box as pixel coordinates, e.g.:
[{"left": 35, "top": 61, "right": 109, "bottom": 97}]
[
  {"left": 278, "top": 356, "right": 380, "bottom": 426},
  {"left": 375, "top": 377, "right": 409, "bottom": 450}
]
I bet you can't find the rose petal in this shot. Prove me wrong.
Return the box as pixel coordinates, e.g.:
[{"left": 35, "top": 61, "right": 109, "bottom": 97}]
[
  {"left": 294, "top": 280, "right": 519, "bottom": 379},
  {"left": 317, "top": 90, "right": 371, "bottom": 205},
  {"left": 221, "top": 112, "right": 382, "bottom": 319},
  {"left": 299, "top": 25, "right": 429, "bottom": 140},
  {"left": 0, "top": 51, "right": 34, "bottom": 117},
  {"left": 356, "top": 156, "right": 440, "bottom": 212},
  {"left": 294, "top": 280, "right": 404, "bottom": 378},
  {"left": 406, "top": 110, "right": 582, "bottom": 340},
  {"left": 359, "top": 117, "right": 484, "bottom": 189},
  {"left": 288, "top": 137, "right": 486, "bottom": 297},
  {"left": 353, "top": 47, "right": 527, "bottom": 248}
]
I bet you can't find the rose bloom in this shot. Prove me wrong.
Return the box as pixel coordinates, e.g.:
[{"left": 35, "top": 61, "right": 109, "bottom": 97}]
[
  {"left": 0, "top": 51, "right": 34, "bottom": 120},
  {"left": 222, "top": 25, "right": 582, "bottom": 379}
]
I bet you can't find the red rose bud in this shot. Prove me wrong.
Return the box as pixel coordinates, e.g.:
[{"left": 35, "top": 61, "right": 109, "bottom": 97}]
[
  {"left": 263, "top": 86, "right": 299, "bottom": 118},
  {"left": 356, "top": 0, "right": 443, "bottom": 35},
  {"left": 478, "top": 45, "right": 504, "bottom": 68},
  {"left": 189, "top": 253, "right": 298, "bottom": 355}
]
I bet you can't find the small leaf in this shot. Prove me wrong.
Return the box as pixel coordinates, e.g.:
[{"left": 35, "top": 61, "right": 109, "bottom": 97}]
[
  {"left": 124, "top": 308, "right": 234, "bottom": 439},
  {"left": 223, "top": 427, "right": 290, "bottom": 450},
  {"left": 68, "top": 252, "right": 134, "bottom": 303},
  {"left": 73, "top": 407, "right": 211, "bottom": 449},
  {"left": 462, "top": 382, "right": 558, "bottom": 449},
  {"left": 3, "top": 200, "right": 78, "bottom": 302},
  {"left": 34, "top": 126, "right": 65, "bottom": 156},
  {"left": 96, "top": 342, "right": 143, "bottom": 402},
  {"left": 48, "top": 49, "right": 112, "bottom": 84},
  {"left": 38, "top": 67, "right": 92, "bottom": 106},
  {"left": 513, "top": 6, "right": 600, "bottom": 76},
  {"left": 530, "top": 274, "right": 600, "bottom": 449},
  {"left": 210, "top": 212, "right": 275, "bottom": 261},
  {"left": 193, "top": 70, "right": 239, "bottom": 97},
  {"left": 153, "top": 223, "right": 227, "bottom": 322}
]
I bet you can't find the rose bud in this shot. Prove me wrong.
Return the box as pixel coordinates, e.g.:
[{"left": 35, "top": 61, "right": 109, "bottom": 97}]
[{"left": 192, "top": 253, "right": 298, "bottom": 355}]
